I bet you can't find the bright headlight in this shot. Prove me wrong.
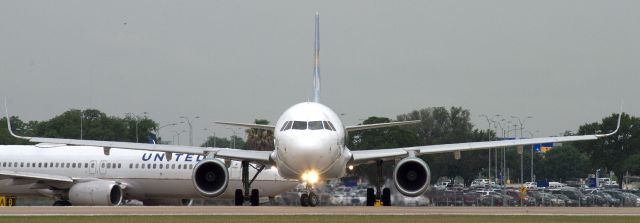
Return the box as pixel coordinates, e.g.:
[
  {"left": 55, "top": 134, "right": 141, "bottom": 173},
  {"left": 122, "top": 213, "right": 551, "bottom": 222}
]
[{"left": 301, "top": 170, "right": 319, "bottom": 184}]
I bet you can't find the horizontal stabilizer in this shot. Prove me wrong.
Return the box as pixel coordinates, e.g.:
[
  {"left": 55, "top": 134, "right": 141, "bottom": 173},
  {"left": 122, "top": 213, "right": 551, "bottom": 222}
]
[
  {"left": 214, "top": 121, "right": 275, "bottom": 131},
  {"left": 345, "top": 120, "right": 421, "bottom": 132}
]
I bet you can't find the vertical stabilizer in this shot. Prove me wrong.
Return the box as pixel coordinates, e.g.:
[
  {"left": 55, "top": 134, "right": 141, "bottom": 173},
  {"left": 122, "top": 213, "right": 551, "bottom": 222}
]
[{"left": 313, "top": 12, "right": 321, "bottom": 103}]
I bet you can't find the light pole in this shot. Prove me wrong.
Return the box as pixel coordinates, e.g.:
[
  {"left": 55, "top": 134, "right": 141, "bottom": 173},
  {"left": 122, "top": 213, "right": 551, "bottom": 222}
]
[
  {"left": 203, "top": 128, "right": 216, "bottom": 147},
  {"left": 80, "top": 110, "right": 84, "bottom": 140},
  {"left": 157, "top": 123, "right": 177, "bottom": 144},
  {"left": 180, "top": 116, "right": 200, "bottom": 146},
  {"left": 126, "top": 112, "right": 148, "bottom": 143},
  {"left": 172, "top": 130, "right": 186, "bottom": 145},
  {"left": 526, "top": 130, "right": 539, "bottom": 182},
  {"left": 227, "top": 128, "right": 237, "bottom": 149},
  {"left": 480, "top": 114, "right": 493, "bottom": 187}
]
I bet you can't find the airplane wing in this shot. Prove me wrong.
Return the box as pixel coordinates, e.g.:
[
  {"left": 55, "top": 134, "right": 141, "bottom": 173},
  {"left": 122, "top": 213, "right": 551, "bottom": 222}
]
[
  {"left": 0, "top": 170, "right": 74, "bottom": 188},
  {"left": 215, "top": 121, "right": 275, "bottom": 131},
  {"left": 3, "top": 106, "right": 274, "bottom": 164},
  {"left": 350, "top": 113, "right": 621, "bottom": 165},
  {"left": 345, "top": 120, "right": 420, "bottom": 132}
]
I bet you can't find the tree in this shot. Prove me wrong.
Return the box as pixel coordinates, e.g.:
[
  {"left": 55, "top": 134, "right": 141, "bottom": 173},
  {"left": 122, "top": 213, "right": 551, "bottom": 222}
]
[
  {"left": 535, "top": 145, "right": 589, "bottom": 182},
  {"left": 0, "top": 116, "right": 31, "bottom": 145},
  {"left": 245, "top": 119, "right": 274, "bottom": 151},
  {"left": 201, "top": 136, "right": 246, "bottom": 149},
  {"left": 574, "top": 113, "right": 640, "bottom": 187}
]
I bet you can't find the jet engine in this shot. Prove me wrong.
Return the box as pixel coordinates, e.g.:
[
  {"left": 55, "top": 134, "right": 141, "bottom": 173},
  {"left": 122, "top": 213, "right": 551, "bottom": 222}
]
[
  {"left": 393, "top": 157, "right": 430, "bottom": 197},
  {"left": 192, "top": 159, "right": 229, "bottom": 197},
  {"left": 68, "top": 181, "right": 123, "bottom": 206},
  {"left": 142, "top": 198, "right": 193, "bottom": 206}
]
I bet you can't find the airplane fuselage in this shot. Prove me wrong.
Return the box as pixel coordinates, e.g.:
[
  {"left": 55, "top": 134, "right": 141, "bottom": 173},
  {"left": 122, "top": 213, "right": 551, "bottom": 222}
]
[{"left": 0, "top": 145, "right": 298, "bottom": 200}]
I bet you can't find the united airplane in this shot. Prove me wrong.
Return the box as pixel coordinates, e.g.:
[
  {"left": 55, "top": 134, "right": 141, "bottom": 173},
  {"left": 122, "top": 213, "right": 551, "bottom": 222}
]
[
  {"left": 5, "top": 13, "right": 621, "bottom": 206},
  {"left": 0, "top": 145, "right": 297, "bottom": 206}
]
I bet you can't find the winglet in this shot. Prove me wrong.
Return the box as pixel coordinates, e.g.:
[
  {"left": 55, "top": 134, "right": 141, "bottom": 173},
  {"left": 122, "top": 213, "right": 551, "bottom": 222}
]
[
  {"left": 595, "top": 103, "right": 623, "bottom": 138},
  {"left": 4, "top": 99, "right": 32, "bottom": 140}
]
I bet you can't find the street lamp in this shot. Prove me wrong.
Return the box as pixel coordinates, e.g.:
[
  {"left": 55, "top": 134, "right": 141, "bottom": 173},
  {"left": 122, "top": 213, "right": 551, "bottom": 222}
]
[
  {"left": 180, "top": 115, "right": 200, "bottom": 146},
  {"left": 226, "top": 128, "right": 237, "bottom": 149},
  {"left": 172, "top": 130, "right": 186, "bottom": 145},
  {"left": 125, "top": 112, "right": 148, "bottom": 143},
  {"left": 157, "top": 123, "right": 177, "bottom": 144}
]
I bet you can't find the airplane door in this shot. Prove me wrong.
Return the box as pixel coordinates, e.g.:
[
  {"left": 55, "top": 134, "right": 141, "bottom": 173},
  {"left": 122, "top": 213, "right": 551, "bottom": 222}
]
[
  {"left": 88, "top": 160, "right": 97, "bottom": 174},
  {"left": 99, "top": 160, "right": 107, "bottom": 175}
]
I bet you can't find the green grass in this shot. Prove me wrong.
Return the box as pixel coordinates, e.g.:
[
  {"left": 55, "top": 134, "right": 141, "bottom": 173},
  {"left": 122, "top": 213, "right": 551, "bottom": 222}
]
[{"left": 1, "top": 215, "right": 639, "bottom": 223}]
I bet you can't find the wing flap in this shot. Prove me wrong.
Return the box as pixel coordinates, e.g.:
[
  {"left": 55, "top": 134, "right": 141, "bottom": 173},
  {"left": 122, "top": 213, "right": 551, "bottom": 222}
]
[{"left": 0, "top": 170, "right": 73, "bottom": 184}]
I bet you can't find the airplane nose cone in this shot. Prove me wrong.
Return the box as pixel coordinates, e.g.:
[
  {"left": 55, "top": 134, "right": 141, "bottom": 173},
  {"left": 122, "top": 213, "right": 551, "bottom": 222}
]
[{"left": 284, "top": 137, "right": 335, "bottom": 173}]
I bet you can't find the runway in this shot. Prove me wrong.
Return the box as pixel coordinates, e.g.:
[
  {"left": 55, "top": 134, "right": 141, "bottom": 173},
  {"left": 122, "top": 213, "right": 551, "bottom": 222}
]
[{"left": 0, "top": 206, "right": 639, "bottom": 216}]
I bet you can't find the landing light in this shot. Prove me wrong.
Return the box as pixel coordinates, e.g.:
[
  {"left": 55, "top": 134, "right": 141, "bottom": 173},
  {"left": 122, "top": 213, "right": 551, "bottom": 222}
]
[
  {"left": 301, "top": 170, "right": 319, "bottom": 184},
  {"left": 348, "top": 165, "right": 354, "bottom": 171}
]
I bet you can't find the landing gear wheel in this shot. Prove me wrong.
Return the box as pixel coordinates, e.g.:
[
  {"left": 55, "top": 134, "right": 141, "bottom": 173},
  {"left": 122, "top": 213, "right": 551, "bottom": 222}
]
[
  {"left": 382, "top": 188, "right": 391, "bottom": 206},
  {"left": 366, "top": 188, "right": 375, "bottom": 206},
  {"left": 53, "top": 200, "right": 71, "bottom": 206},
  {"left": 300, "top": 193, "right": 310, "bottom": 207},
  {"left": 308, "top": 192, "right": 318, "bottom": 207},
  {"left": 234, "top": 189, "right": 244, "bottom": 206},
  {"left": 250, "top": 189, "right": 260, "bottom": 206}
]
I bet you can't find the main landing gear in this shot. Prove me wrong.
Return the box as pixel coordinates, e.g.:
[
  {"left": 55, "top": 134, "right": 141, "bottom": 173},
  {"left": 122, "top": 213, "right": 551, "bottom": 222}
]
[
  {"left": 300, "top": 183, "right": 318, "bottom": 207},
  {"left": 366, "top": 160, "right": 391, "bottom": 206},
  {"left": 234, "top": 161, "right": 265, "bottom": 206}
]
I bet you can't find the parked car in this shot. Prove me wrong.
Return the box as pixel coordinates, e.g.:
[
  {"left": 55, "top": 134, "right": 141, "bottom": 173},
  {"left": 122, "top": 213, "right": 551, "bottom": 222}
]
[
  {"left": 602, "top": 190, "right": 640, "bottom": 207},
  {"left": 528, "top": 191, "right": 565, "bottom": 207}
]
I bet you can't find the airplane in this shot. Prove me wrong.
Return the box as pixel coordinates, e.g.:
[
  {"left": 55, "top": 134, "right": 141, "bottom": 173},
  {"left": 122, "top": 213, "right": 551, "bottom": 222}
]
[
  {"left": 4, "top": 12, "right": 621, "bottom": 207},
  {"left": 0, "top": 145, "right": 298, "bottom": 206}
]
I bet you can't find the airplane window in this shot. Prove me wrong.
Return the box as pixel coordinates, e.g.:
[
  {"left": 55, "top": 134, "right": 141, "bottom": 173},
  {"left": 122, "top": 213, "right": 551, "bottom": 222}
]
[
  {"left": 153, "top": 164, "right": 157, "bottom": 169},
  {"left": 107, "top": 163, "right": 111, "bottom": 169},
  {"left": 308, "top": 121, "right": 323, "bottom": 130},
  {"left": 135, "top": 163, "right": 139, "bottom": 169},
  {"left": 141, "top": 164, "right": 145, "bottom": 169},
  {"left": 323, "top": 121, "right": 333, "bottom": 131},
  {"left": 292, "top": 121, "right": 307, "bottom": 130},
  {"left": 165, "top": 164, "right": 169, "bottom": 169},
  {"left": 55, "top": 163, "right": 59, "bottom": 168},
  {"left": 129, "top": 163, "right": 133, "bottom": 169},
  {"left": 159, "top": 164, "right": 163, "bottom": 169},
  {"left": 27, "top": 163, "right": 30, "bottom": 168},
  {"left": 147, "top": 164, "right": 151, "bottom": 169},
  {"left": 280, "top": 121, "right": 291, "bottom": 131},
  {"left": 118, "top": 163, "right": 121, "bottom": 169},
  {"left": 38, "top": 163, "right": 42, "bottom": 168},
  {"left": 65, "top": 163, "right": 69, "bottom": 168},
  {"left": 171, "top": 164, "right": 175, "bottom": 169},
  {"left": 8, "top": 162, "right": 12, "bottom": 167},
  {"left": 84, "top": 163, "right": 88, "bottom": 168},
  {"left": 177, "top": 164, "right": 181, "bottom": 169},
  {"left": 2, "top": 162, "right": 5, "bottom": 167},
  {"left": 20, "top": 162, "right": 23, "bottom": 167},
  {"left": 189, "top": 164, "right": 194, "bottom": 169},
  {"left": 44, "top": 163, "right": 48, "bottom": 168},
  {"left": 50, "top": 162, "right": 53, "bottom": 167}
]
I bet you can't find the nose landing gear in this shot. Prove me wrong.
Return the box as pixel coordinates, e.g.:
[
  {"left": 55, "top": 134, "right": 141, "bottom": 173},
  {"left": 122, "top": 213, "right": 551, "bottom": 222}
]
[{"left": 300, "top": 183, "right": 318, "bottom": 207}]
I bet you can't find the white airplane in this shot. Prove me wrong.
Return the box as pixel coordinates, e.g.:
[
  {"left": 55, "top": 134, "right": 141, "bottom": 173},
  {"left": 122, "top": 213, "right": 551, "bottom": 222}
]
[
  {"left": 4, "top": 12, "right": 621, "bottom": 207},
  {"left": 0, "top": 145, "right": 298, "bottom": 206}
]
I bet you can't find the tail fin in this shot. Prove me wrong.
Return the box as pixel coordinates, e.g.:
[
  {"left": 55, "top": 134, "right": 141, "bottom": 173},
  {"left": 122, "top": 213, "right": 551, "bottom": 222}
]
[{"left": 312, "top": 12, "right": 321, "bottom": 103}]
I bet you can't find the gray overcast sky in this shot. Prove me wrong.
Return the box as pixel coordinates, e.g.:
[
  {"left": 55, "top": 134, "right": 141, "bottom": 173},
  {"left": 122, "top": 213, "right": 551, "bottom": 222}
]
[{"left": 1, "top": 1, "right": 638, "bottom": 146}]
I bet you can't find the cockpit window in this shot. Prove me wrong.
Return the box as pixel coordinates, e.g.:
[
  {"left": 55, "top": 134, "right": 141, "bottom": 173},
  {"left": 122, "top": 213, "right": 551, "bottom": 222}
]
[
  {"left": 324, "top": 121, "right": 337, "bottom": 131},
  {"left": 280, "top": 121, "right": 291, "bottom": 131},
  {"left": 308, "top": 121, "right": 323, "bottom": 130},
  {"left": 292, "top": 121, "right": 308, "bottom": 130},
  {"left": 285, "top": 121, "right": 293, "bottom": 130}
]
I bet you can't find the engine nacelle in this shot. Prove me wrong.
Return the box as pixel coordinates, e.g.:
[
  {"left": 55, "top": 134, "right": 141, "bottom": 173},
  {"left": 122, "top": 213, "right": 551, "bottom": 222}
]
[
  {"left": 192, "top": 159, "right": 229, "bottom": 197},
  {"left": 393, "top": 157, "right": 431, "bottom": 197},
  {"left": 68, "top": 181, "right": 123, "bottom": 206},
  {"left": 142, "top": 199, "right": 193, "bottom": 206}
]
